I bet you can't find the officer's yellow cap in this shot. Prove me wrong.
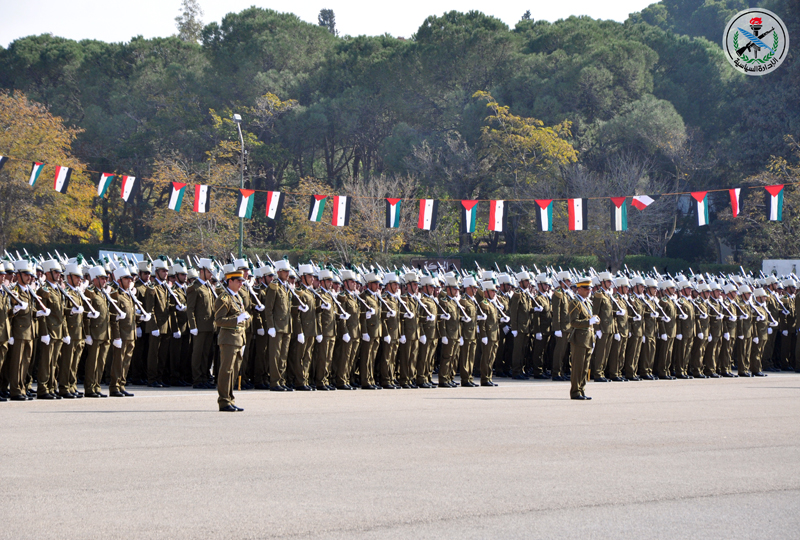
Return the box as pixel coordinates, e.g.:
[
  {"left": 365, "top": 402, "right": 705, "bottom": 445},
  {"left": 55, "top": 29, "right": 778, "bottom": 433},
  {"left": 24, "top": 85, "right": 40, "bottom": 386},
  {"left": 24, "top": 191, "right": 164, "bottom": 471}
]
[{"left": 575, "top": 276, "right": 592, "bottom": 288}]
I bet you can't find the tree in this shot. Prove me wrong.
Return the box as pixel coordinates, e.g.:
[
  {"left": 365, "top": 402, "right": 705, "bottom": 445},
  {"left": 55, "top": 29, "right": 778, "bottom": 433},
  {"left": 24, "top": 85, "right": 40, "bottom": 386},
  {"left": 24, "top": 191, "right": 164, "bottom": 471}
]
[
  {"left": 318, "top": 9, "right": 338, "bottom": 36},
  {"left": 175, "top": 0, "right": 205, "bottom": 43}
]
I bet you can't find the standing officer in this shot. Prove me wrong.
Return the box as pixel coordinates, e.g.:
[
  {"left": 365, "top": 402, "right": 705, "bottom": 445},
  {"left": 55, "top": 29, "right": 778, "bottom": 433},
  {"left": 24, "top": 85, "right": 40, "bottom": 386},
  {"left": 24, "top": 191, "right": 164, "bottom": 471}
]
[
  {"left": 36, "top": 260, "right": 67, "bottom": 399},
  {"left": 167, "top": 262, "right": 190, "bottom": 386},
  {"left": 187, "top": 258, "right": 217, "bottom": 389},
  {"left": 214, "top": 268, "right": 249, "bottom": 411},
  {"left": 263, "top": 260, "right": 293, "bottom": 391},
  {"left": 702, "top": 283, "right": 725, "bottom": 378},
  {"left": 109, "top": 266, "right": 138, "bottom": 397},
  {"left": 359, "top": 272, "right": 383, "bottom": 390},
  {"left": 749, "top": 287, "right": 771, "bottom": 377},
  {"left": 590, "top": 272, "right": 616, "bottom": 382},
  {"left": 606, "top": 277, "right": 630, "bottom": 382},
  {"left": 416, "top": 275, "right": 439, "bottom": 388},
  {"left": 531, "top": 274, "right": 552, "bottom": 379},
  {"left": 509, "top": 272, "right": 532, "bottom": 380},
  {"left": 145, "top": 259, "right": 171, "bottom": 387},
  {"left": 129, "top": 260, "right": 152, "bottom": 385},
  {"left": 551, "top": 271, "right": 573, "bottom": 381},
  {"left": 719, "top": 284, "right": 740, "bottom": 377},
  {"left": 8, "top": 260, "right": 38, "bottom": 401},
  {"left": 479, "top": 280, "right": 500, "bottom": 386},
  {"left": 624, "top": 277, "right": 645, "bottom": 381},
  {"left": 378, "top": 274, "right": 401, "bottom": 389},
  {"left": 674, "top": 280, "right": 696, "bottom": 379},
  {"left": 437, "top": 275, "right": 462, "bottom": 388},
  {"left": 779, "top": 279, "right": 796, "bottom": 371},
  {"left": 313, "top": 269, "right": 338, "bottom": 390},
  {"left": 59, "top": 263, "right": 87, "bottom": 398},
  {"left": 569, "top": 277, "right": 598, "bottom": 400},
  {"left": 655, "top": 280, "right": 677, "bottom": 380},
  {"left": 459, "top": 276, "right": 480, "bottom": 387},
  {"left": 736, "top": 284, "right": 754, "bottom": 377},
  {"left": 333, "top": 269, "right": 360, "bottom": 390},
  {"left": 84, "top": 266, "right": 118, "bottom": 398},
  {"left": 397, "top": 272, "right": 420, "bottom": 389},
  {"left": 288, "top": 265, "right": 316, "bottom": 390},
  {"left": 638, "top": 278, "right": 661, "bottom": 380},
  {"left": 689, "top": 283, "right": 712, "bottom": 378}
]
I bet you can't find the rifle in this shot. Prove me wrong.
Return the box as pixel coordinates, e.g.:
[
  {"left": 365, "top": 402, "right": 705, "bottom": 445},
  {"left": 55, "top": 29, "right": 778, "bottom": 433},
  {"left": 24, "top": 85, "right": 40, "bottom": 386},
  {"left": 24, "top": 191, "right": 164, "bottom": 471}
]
[{"left": 736, "top": 27, "right": 774, "bottom": 56}]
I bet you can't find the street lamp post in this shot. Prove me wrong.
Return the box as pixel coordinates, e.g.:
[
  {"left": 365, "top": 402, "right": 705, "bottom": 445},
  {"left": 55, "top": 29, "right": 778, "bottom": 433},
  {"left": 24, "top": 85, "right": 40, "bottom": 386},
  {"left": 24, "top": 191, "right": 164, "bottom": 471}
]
[{"left": 233, "top": 114, "right": 244, "bottom": 258}]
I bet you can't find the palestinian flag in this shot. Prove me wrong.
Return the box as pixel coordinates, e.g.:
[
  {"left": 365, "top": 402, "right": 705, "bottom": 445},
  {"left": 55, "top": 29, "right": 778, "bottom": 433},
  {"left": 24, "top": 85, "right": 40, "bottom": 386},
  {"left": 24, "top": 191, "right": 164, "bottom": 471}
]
[
  {"left": 97, "top": 173, "right": 115, "bottom": 198},
  {"left": 631, "top": 195, "right": 655, "bottom": 210},
  {"left": 53, "top": 165, "right": 72, "bottom": 194},
  {"left": 0, "top": 156, "right": 8, "bottom": 171},
  {"left": 535, "top": 200, "right": 553, "bottom": 232},
  {"left": 765, "top": 185, "right": 784, "bottom": 221},
  {"left": 331, "top": 195, "right": 351, "bottom": 227},
  {"left": 692, "top": 191, "right": 709, "bottom": 226},
  {"left": 568, "top": 198, "right": 588, "bottom": 231},
  {"left": 193, "top": 185, "right": 210, "bottom": 213},
  {"left": 385, "top": 198, "right": 402, "bottom": 228},
  {"left": 120, "top": 175, "right": 139, "bottom": 203},
  {"left": 265, "top": 191, "right": 284, "bottom": 220},
  {"left": 29, "top": 162, "right": 44, "bottom": 186},
  {"left": 236, "top": 189, "right": 255, "bottom": 218},
  {"left": 168, "top": 182, "right": 187, "bottom": 211},
  {"left": 418, "top": 199, "right": 438, "bottom": 230},
  {"left": 729, "top": 188, "right": 741, "bottom": 217},
  {"left": 461, "top": 200, "right": 478, "bottom": 234},
  {"left": 488, "top": 200, "right": 505, "bottom": 232},
  {"left": 610, "top": 197, "right": 627, "bottom": 231},
  {"left": 308, "top": 195, "right": 327, "bottom": 222}
]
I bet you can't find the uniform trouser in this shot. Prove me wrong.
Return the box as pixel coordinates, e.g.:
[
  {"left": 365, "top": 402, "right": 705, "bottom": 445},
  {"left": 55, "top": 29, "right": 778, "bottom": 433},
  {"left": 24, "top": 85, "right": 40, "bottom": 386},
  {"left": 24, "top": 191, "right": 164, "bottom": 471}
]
[
  {"left": 313, "top": 336, "right": 335, "bottom": 387},
  {"left": 169, "top": 332, "right": 191, "bottom": 382},
  {"left": 110, "top": 340, "right": 135, "bottom": 392},
  {"left": 398, "top": 338, "right": 419, "bottom": 385},
  {"left": 511, "top": 333, "right": 528, "bottom": 376},
  {"left": 591, "top": 332, "right": 613, "bottom": 379},
  {"left": 416, "top": 338, "right": 437, "bottom": 385},
  {"left": 129, "top": 329, "right": 148, "bottom": 381},
  {"left": 0, "top": 342, "right": 6, "bottom": 392},
  {"left": 360, "top": 337, "right": 380, "bottom": 387},
  {"left": 638, "top": 335, "right": 656, "bottom": 376},
  {"left": 719, "top": 335, "right": 735, "bottom": 373},
  {"left": 750, "top": 336, "right": 765, "bottom": 374},
  {"left": 217, "top": 344, "right": 241, "bottom": 408},
  {"left": 84, "top": 339, "right": 110, "bottom": 394},
  {"left": 531, "top": 333, "right": 550, "bottom": 376},
  {"left": 480, "top": 339, "right": 498, "bottom": 383},
  {"left": 781, "top": 332, "right": 796, "bottom": 369},
  {"left": 762, "top": 331, "right": 777, "bottom": 369},
  {"left": 379, "top": 338, "right": 399, "bottom": 386},
  {"left": 570, "top": 343, "right": 592, "bottom": 398},
  {"left": 736, "top": 336, "right": 752, "bottom": 374},
  {"left": 459, "top": 339, "right": 477, "bottom": 383},
  {"left": 673, "top": 334, "right": 693, "bottom": 376},
  {"left": 333, "top": 336, "right": 355, "bottom": 387},
  {"left": 253, "top": 333, "right": 270, "bottom": 386},
  {"left": 9, "top": 339, "right": 33, "bottom": 397},
  {"left": 236, "top": 331, "right": 253, "bottom": 381},
  {"left": 703, "top": 338, "right": 720, "bottom": 375},
  {"left": 689, "top": 337, "right": 708, "bottom": 376},
  {"left": 290, "top": 335, "right": 313, "bottom": 386},
  {"left": 624, "top": 334, "right": 642, "bottom": 379},
  {"left": 655, "top": 337, "right": 674, "bottom": 377},
  {"left": 191, "top": 331, "right": 214, "bottom": 385},
  {"left": 552, "top": 335, "right": 569, "bottom": 377},
  {"left": 438, "top": 338, "right": 459, "bottom": 384},
  {"left": 58, "top": 339, "right": 83, "bottom": 394},
  {"left": 147, "top": 333, "right": 171, "bottom": 383},
  {"left": 607, "top": 335, "right": 627, "bottom": 378},
  {"left": 268, "top": 332, "right": 292, "bottom": 387},
  {"left": 37, "top": 339, "right": 62, "bottom": 396},
  {"left": 496, "top": 331, "right": 511, "bottom": 374}
]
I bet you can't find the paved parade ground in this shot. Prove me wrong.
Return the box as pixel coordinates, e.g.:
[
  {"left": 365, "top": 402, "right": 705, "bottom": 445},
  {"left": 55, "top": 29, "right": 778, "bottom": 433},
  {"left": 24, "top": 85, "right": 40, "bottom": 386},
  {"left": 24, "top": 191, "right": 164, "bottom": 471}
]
[{"left": 2, "top": 374, "right": 800, "bottom": 539}]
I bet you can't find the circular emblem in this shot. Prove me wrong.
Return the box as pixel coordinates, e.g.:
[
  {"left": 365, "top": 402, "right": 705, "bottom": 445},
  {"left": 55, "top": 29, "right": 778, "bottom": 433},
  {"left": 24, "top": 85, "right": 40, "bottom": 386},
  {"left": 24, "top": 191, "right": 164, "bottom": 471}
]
[{"left": 723, "top": 8, "right": 789, "bottom": 76}]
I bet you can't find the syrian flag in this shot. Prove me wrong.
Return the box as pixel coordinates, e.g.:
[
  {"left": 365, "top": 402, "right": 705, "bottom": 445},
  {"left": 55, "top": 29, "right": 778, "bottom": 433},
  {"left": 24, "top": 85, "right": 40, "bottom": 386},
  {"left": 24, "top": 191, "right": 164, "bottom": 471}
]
[
  {"left": 236, "top": 189, "right": 255, "bottom": 218},
  {"left": 568, "top": 198, "right": 588, "bottom": 231},
  {"left": 168, "top": 182, "right": 187, "bottom": 211},
  {"left": 765, "top": 185, "right": 784, "bottom": 221},
  {"left": 729, "top": 188, "right": 741, "bottom": 217},
  {"left": 610, "top": 197, "right": 627, "bottom": 232},
  {"left": 308, "top": 195, "right": 327, "bottom": 222},
  {"left": 97, "top": 173, "right": 115, "bottom": 198},
  {"left": 0, "top": 156, "right": 8, "bottom": 171},
  {"left": 692, "top": 191, "right": 709, "bottom": 226},
  {"left": 331, "top": 195, "right": 352, "bottom": 227},
  {"left": 631, "top": 195, "right": 655, "bottom": 211},
  {"left": 386, "top": 198, "right": 402, "bottom": 228},
  {"left": 193, "top": 185, "right": 210, "bottom": 213},
  {"left": 418, "top": 199, "right": 438, "bottom": 230},
  {"left": 461, "top": 200, "right": 478, "bottom": 234},
  {"left": 535, "top": 200, "right": 553, "bottom": 232},
  {"left": 488, "top": 200, "right": 505, "bottom": 232},
  {"left": 265, "top": 191, "right": 284, "bottom": 220},
  {"left": 29, "top": 162, "right": 44, "bottom": 186},
  {"left": 120, "top": 175, "right": 139, "bottom": 203},
  {"left": 53, "top": 165, "right": 72, "bottom": 194}
]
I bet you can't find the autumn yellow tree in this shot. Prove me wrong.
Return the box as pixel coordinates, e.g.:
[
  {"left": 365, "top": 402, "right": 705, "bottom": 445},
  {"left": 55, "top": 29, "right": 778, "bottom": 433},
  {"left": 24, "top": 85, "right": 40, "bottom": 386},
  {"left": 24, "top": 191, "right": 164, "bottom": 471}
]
[{"left": 0, "top": 92, "right": 98, "bottom": 251}]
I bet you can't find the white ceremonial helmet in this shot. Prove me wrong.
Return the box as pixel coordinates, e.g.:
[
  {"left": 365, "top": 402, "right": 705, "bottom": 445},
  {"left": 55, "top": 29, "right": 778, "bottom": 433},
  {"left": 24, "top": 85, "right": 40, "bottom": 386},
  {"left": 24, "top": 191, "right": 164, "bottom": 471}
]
[
  {"left": 89, "top": 266, "right": 107, "bottom": 280},
  {"left": 41, "top": 259, "right": 63, "bottom": 274},
  {"left": 114, "top": 267, "right": 132, "bottom": 280}
]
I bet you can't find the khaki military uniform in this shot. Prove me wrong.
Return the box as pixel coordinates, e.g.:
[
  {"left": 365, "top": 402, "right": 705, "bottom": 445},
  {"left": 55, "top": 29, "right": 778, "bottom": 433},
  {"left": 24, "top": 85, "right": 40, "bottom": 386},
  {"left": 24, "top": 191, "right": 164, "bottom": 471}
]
[
  {"left": 702, "top": 298, "right": 725, "bottom": 376},
  {"left": 736, "top": 299, "right": 754, "bottom": 375},
  {"left": 145, "top": 281, "right": 171, "bottom": 385},
  {"left": 590, "top": 289, "right": 616, "bottom": 379},
  {"left": 110, "top": 289, "right": 137, "bottom": 393},
  {"left": 508, "top": 289, "right": 532, "bottom": 377},
  {"left": 750, "top": 301, "right": 770, "bottom": 374},
  {"left": 416, "top": 294, "right": 439, "bottom": 386},
  {"left": 568, "top": 296, "right": 595, "bottom": 398},
  {"left": 531, "top": 293, "right": 552, "bottom": 377},
  {"left": 290, "top": 284, "right": 317, "bottom": 388},
  {"left": 655, "top": 296, "right": 677, "bottom": 378},
  {"left": 359, "top": 290, "right": 383, "bottom": 388},
  {"left": 83, "top": 286, "right": 116, "bottom": 395},
  {"left": 479, "top": 297, "right": 500, "bottom": 384},
  {"left": 168, "top": 282, "right": 190, "bottom": 384},
  {"left": 9, "top": 285, "right": 37, "bottom": 398},
  {"left": 312, "top": 288, "right": 338, "bottom": 388},
  {"left": 397, "top": 293, "right": 420, "bottom": 387},
  {"left": 606, "top": 293, "right": 628, "bottom": 380},
  {"left": 58, "top": 286, "right": 86, "bottom": 396},
  {"left": 551, "top": 288, "right": 572, "bottom": 378},
  {"left": 436, "top": 295, "right": 461, "bottom": 386},
  {"left": 624, "top": 295, "right": 645, "bottom": 379},
  {"left": 36, "top": 282, "right": 67, "bottom": 396},
  {"left": 263, "top": 280, "right": 293, "bottom": 388},
  {"left": 719, "top": 298, "right": 739, "bottom": 375},
  {"left": 214, "top": 288, "right": 247, "bottom": 409},
  {"left": 379, "top": 293, "right": 400, "bottom": 387},
  {"left": 186, "top": 279, "right": 216, "bottom": 385},
  {"left": 673, "top": 296, "right": 695, "bottom": 377},
  {"left": 639, "top": 296, "right": 660, "bottom": 377},
  {"left": 458, "top": 295, "right": 479, "bottom": 385},
  {"left": 333, "top": 290, "right": 360, "bottom": 388},
  {"left": 689, "top": 299, "right": 710, "bottom": 377}
]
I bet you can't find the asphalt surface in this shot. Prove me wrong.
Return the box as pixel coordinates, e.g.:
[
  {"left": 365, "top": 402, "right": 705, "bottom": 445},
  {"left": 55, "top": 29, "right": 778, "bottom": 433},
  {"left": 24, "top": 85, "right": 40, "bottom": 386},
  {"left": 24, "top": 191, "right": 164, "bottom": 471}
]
[{"left": 2, "top": 373, "right": 799, "bottom": 539}]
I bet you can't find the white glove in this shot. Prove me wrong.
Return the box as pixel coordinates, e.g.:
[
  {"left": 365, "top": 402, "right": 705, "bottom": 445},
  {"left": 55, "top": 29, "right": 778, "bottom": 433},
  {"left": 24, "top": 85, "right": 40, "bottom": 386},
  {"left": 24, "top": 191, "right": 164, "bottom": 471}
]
[
  {"left": 268, "top": 328, "right": 276, "bottom": 338},
  {"left": 698, "top": 332, "right": 704, "bottom": 340},
  {"left": 589, "top": 315, "right": 600, "bottom": 325},
  {"left": 738, "top": 335, "right": 744, "bottom": 340},
  {"left": 36, "top": 309, "right": 50, "bottom": 318},
  {"left": 783, "top": 330, "right": 789, "bottom": 336},
  {"left": 175, "top": 304, "right": 187, "bottom": 312},
  {"left": 339, "top": 312, "right": 351, "bottom": 321},
  {"left": 255, "top": 304, "right": 265, "bottom": 312},
  {"left": 512, "top": 330, "right": 518, "bottom": 337},
  {"left": 676, "top": 334, "right": 683, "bottom": 341},
  {"left": 708, "top": 335, "right": 712, "bottom": 342},
  {"left": 757, "top": 316, "right": 765, "bottom": 322},
  {"left": 236, "top": 312, "right": 250, "bottom": 324},
  {"left": 152, "top": 330, "right": 160, "bottom": 337},
  {"left": 420, "top": 334, "right": 427, "bottom": 345},
  {"left": 190, "top": 328, "right": 198, "bottom": 336},
  {"left": 321, "top": 302, "right": 331, "bottom": 311},
  {"left": 503, "top": 326, "right": 510, "bottom": 335},
  {"left": 633, "top": 315, "right": 642, "bottom": 322},
  {"left": 481, "top": 336, "right": 488, "bottom": 345},
  {"left": 62, "top": 335, "right": 71, "bottom": 345},
  {"left": 501, "top": 316, "right": 510, "bottom": 323},
  {"left": 739, "top": 315, "right": 748, "bottom": 320},
  {"left": 729, "top": 316, "right": 737, "bottom": 322},
  {"left": 661, "top": 316, "right": 671, "bottom": 323},
  {"left": 365, "top": 312, "right": 372, "bottom": 320},
  {"left": 641, "top": 336, "right": 646, "bottom": 344},
  {"left": 13, "top": 301, "right": 28, "bottom": 313},
  {"left": 651, "top": 312, "right": 658, "bottom": 318},
  {"left": 257, "top": 328, "right": 265, "bottom": 336},
  {"left": 116, "top": 313, "right": 126, "bottom": 321},
  {"left": 460, "top": 316, "right": 472, "bottom": 323},
  {"left": 616, "top": 310, "right": 625, "bottom": 316},
  {"left": 41, "top": 334, "right": 51, "bottom": 345},
  {"left": 316, "top": 334, "right": 323, "bottom": 343},
  {"left": 297, "top": 333, "right": 305, "bottom": 344},
  {"left": 534, "top": 306, "right": 543, "bottom": 312},
  {"left": 173, "top": 331, "right": 181, "bottom": 339},
  {"left": 71, "top": 306, "right": 84, "bottom": 315},
  {"left": 298, "top": 304, "right": 309, "bottom": 313},
  {"left": 679, "top": 314, "right": 688, "bottom": 320},
  {"left": 767, "top": 328, "right": 773, "bottom": 335},
  {"left": 554, "top": 330, "right": 563, "bottom": 338},
  {"left": 399, "top": 335, "right": 407, "bottom": 344},
  {"left": 614, "top": 333, "right": 621, "bottom": 341},
  {"left": 535, "top": 333, "right": 543, "bottom": 341},
  {"left": 439, "top": 313, "right": 451, "bottom": 321},
  {"left": 699, "top": 313, "right": 708, "bottom": 319},
  {"left": 458, "top": 336, "right": 464, "bottom": 346},
  {"left": 753, "top": 336, "right": 759, "bottom": 344},
  {"left": 477, "top": 314, "right": 487, "bottom": 321},
  {"left": 362, "top": 333, "right": 370, "bottom": 342},
  {"left": 660, "top": 334, "right": 668, "bottom": 341},
  {"left": 595, "top": 330, "right": 602, "bottom": 339},
  {"left": 241, "top": 346, "right": 246, "bottom": 356},
  {"left": 139, "top": 312, "right": 151, "bottom": 322},
  {"left": 368, "top": 308, "right": 376, "bottom": 317},
  {"left": 113, "top": 338, "right": 122, "bottom": 349},
  {"left": 7, "top": 336, "right": 13, "bottom": 346},
  {"left": 387, "top": 310, "right": 396, "bottom": 318},
  {"left": 403, "top": 312, "right": 414, "bottom": 319},
  {"left": 441, "top": 336, "right": 449, "bottom": 345},
  {"left": 343, "top": 333, "right": 351, "bottom": 343},
  {"left": 136, "top": 327, "right": 142, "bottom": 338},
  {"left": 716, "top": 315, "right": 723, "bottom": 320},
  {"left": 383, "top": 335, "right": 391, "bottom": 344},
  {"left": 724, "top": 332, "right": 730, "bottom": 341},
  {"left": 426, "top": 315, "right": 435, "bottom": 321},
  {"left": 85, "top": 335, "right": 94, "bottom": 346}
]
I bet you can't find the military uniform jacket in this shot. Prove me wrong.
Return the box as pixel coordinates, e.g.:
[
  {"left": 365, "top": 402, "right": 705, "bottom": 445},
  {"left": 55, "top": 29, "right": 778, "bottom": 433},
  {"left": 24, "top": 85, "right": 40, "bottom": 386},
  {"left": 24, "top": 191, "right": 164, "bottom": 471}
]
[
  {"left": 382, "top": 294, "right": 401, "bottom": 339},
  {"left": 292, "top": 285, "right": 318, "bottom": 337},
  {"left": 263, "top": 281, "right": 292, "bottom": 334},
  {"left": 676, "top": 296, "right": 695, "bottom": 338},
  {"left": 752, "top": 302, "right": 770, "bottom": 340},
  {"left": 316, "top": 289, "right": 338, "bottom": 338},
  {"left": 400, "top": 293, "right": 420, "bottom": 341},
  {"left": 658, "top": 297, "right": 678, "bottom": 337},
  {"left": 10, "top": 285, "right": 37, "bottom": 341},
  {"left": 419, "top": 295, "right": 439, "bottom": 340},
  {"left": 533, "top": 293, "right": 552, "bottom": 335},
  {"left": 568, "top": 297, "right": 595, "bottom": 349},
  {"left": 338, "top": 291, "right": 361, "bottom": 339},
  {"left": 459, "top": 295, "right": 479, "bottom": 341},
  {"left": 479, "top": 298, "right": 500, "bottom": 341},
  {"left": 63, "top": 286, "right": 85, "bottom": 341},
  {"left": 145, "top": 281, "right": 171, "bottom": 334},
  {"left": 642, "top": 296, "right": 661, "bottom": 336},
  {"left": 722, "top": 298, "right": 740, "bottom": 334},
  {"left": 612, "top": 293, "right": 629, "bottom": 338},
  {"left": 436, "top": 295, "right": 461, "bottom": 341},
  {"left": 360, "top": 290, "right": 383, "bottom": 338},
  {"left": 627, "top": 295, "right": 644, "bottom": 338},
  {"left": 706, "top": 299, "right": 724, "bottom": 338},
  {"left": 169, "top": 283, "right": 189, "bottom": 334},
  {"left": 84, "top": 286, "right": 117, "bottom": 342},
  {"left": 591, "top": 289, "right": 616, "bottom": 334},
  {"left": 37, "top": 282, "right": 67, "bottom": 340},
  {"left": 736, "top": 299, "right": 754, "bottom": 338},
  {"left": 780, "top": 295, "right": 795, "bottom": 333},
  {"left": 508, "top": 290, "right": 532, "bottom": 333},
  {"left": 214, "top": 289, "right": 247, "bottom": 347},
  {"left": 551, "top": 288, "right": 572, "bottom": 333},
  {"left": 238, "top": 282, "right": 257, "bottom": 334},
  {"left": 0, "top": 290, "right": 11, "bottom": 342},
  {"left": 111, "top": 290, "right": 137, "bottom": 341},
  {"left": 693, "top": 300, "right": 710, "bottom": 338},
  {"left": 186, "top": 280, "right": 216, "bottom": 333}
]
